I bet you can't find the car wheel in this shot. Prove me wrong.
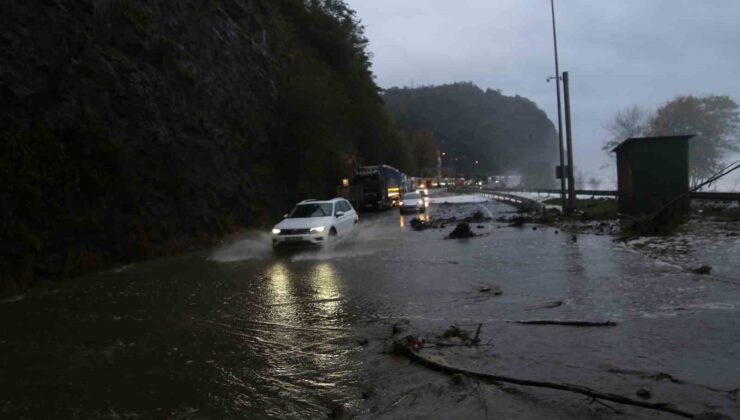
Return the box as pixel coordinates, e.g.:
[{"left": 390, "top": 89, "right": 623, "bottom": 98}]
[{"left": 328, "top": 227, "right": 338, "bottom": 240}]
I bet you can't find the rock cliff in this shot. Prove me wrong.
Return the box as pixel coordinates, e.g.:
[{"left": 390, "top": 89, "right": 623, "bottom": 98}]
[{"left": 0, "top": 0, "right": 405, "bottom": 291}]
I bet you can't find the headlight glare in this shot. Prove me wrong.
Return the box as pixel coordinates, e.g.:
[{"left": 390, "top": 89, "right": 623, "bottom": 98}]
[
  {"left": 310, "top": 226, "right": 326, "bottom": 233},
  {"left": 272, "top": 228, "right": 281, "bottom": 235}
]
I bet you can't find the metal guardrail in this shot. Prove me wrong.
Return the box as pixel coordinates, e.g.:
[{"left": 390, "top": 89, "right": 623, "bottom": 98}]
[
  {"left": 482, "top": 188, "right": 616, "bottom": 197},
  {"left": 470, "top": 188, "right": 740, "bottom": 202},
  {"left": 690, "top": 191, "right": 740, "bottom": 201},
  {"left": 453, "top": 187, "right": 545, "bottom": 211}
]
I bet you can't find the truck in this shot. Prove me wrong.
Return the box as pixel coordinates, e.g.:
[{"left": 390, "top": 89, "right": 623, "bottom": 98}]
[{"left": 337, "top": 165, "right": 410, "bottom": 210}]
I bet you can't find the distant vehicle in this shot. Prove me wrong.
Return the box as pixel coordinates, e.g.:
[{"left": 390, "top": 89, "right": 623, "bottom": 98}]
[
  {"left": 271, "top": 198, "right": 358, "bottom": 249},
  {"left": 399, "top": 191, "right": 426, "bottom": 214},
  {"left": 338, "top": 164, "right": 409, "bottom": 210},
  {"left": 418, "top": 188, "right": 430, "bottom": 206}
]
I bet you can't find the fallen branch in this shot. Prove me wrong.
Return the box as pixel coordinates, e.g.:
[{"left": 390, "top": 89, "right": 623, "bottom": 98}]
[
  {"left": 589, "top": 397, "right": 626, "bottom": 415},
  {"left": 419, "top": 342, "right": 495, "bottom": 350},
  {"left": 525, "top": 300, "right": 564, "bottom": 311},
  {"left": 439, "top": 323, "right": 484, "bottom": 346},
  {"left": 511, "top": 320, "right": 617, "bottom": 327},
  {"left": 391, "top": 333, "right": 695, "bottom": 418},
  {"left": 472, "top": 323, "right": 482, "bottom": 344},
  {"left": 608, "top": 368, "right": 740, "bottom": 396}
]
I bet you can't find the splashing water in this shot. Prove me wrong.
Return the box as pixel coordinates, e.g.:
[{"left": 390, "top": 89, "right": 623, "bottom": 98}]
[
  {"left": 208, "top": 231, "right": 275, "bottom": 262},
  {"left": 208, "top": 216, "right": 400, "bottom": 263},
  {"left": 289, "top": 216, "right": 400, "bottom": 261}
]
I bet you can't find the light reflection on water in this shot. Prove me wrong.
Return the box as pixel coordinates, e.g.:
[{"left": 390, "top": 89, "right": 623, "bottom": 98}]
[
  {"left": 399, "top": 212, "right": 430, "bottom": 229},
  {"left": 253, "top": 260, "right": 353, "bottom": 416},
  {"left": 7, "top": 198, "right": 738, "bottom": 418}
]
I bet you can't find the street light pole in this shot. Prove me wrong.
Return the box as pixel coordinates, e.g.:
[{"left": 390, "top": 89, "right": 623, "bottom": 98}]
[
  {"left": 550, "top": 0, "right": 567, "bottom": 212},
  {"left": 563, "top": 71, "right": 576, "bottom": 212}
]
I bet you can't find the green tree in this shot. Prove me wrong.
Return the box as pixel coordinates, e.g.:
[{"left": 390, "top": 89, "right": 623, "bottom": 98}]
[
  {"left": 647, "top": 95, "right": 740, "bottom": 187},
  {"left": 409, "top": 129, "right": 439, "bottom": 172},
  {"left": 383, "top": 83, "right": 559, "bottom": 185}
]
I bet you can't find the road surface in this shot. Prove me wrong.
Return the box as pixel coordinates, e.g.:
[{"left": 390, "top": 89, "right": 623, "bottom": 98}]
[{"left": 1, "top": 193, "right": 739, "bottom": 419}]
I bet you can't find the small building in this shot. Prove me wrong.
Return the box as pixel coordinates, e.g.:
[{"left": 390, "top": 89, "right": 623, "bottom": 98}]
[{"left": 612, "top": 135, "right": 693, "bottom": 217}]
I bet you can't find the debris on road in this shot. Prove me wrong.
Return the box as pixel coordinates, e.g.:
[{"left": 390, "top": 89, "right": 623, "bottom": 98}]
[
  {"left": 692, "top": 265, "right": 712, "bottom": 275},
  {"left": 525, "top": 300, "right": 563, "bottom": 310},
  {"left": 410, "top": 216, "right": 456, "bottom": 230},
  {"left": 439, "top": 323, "right": 482, "bottom": 346},
  {"left": 447, "top": 223, "right": 477, "bottom": 239},
  {"left": 636, "top": 388, "right": 652, "bottom": 399},
  {"left": 479, "top": 285, "right": 503, "bottom": 295},
  {"left": 509, "top": 215, "right": 532, "bottom": 227},
  {"left": 410, "top": 209, "right": 493, "bottom": 233},
  {"left": 387, "top": 322, "right": 697, "bottom": 418},
  {"left": 465, "top": 210, "right": 492, "bottom": 223}
]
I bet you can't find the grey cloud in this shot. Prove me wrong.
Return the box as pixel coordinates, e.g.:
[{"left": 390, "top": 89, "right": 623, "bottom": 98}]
[{"left": 347, "top": 0, "right": 740, "bottom": 183}]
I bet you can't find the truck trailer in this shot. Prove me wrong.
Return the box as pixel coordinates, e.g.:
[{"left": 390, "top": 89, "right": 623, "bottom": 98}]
[{"left": 338, "top": 165, "right": 410, "bottom": 210}]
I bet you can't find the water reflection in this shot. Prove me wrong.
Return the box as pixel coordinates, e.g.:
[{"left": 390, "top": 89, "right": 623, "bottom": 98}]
[
  {"left": 399, "top": 212, "right": 429, "bottom": 229},
  {"left": 312, "top": 262, "right": 341, "bottom": 306},
  {"left": 266, "top": 262, "right": 292, "bottom": 306},
  {"left": 255, "top": 260, "right": 351, "bottom": 415}
]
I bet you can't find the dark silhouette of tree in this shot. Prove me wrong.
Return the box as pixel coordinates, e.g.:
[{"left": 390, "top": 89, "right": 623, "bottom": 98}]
[
  {"left": 384, "top": 83, "right": 559, "bottom": 186},
  {"left": 409, "top": 129, "right": 439, "bottom": 172}
]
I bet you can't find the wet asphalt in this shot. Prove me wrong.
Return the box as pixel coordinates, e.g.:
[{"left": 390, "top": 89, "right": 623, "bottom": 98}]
[{"left": 1, "top": 194, "right": 739, "bottom": 419}]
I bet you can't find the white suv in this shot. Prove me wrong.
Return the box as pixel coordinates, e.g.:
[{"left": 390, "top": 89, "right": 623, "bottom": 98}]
[{"left": 271, "top": 198, "right": 359, "bottom": 249}]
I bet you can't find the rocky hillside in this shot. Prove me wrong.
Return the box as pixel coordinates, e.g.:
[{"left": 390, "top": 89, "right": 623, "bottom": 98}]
[
  {"left": 384, "top": 83, "right": 559, "bottom": 186},
  {"left": 0, "top": 0, "right": 411, "bottom": 292}
]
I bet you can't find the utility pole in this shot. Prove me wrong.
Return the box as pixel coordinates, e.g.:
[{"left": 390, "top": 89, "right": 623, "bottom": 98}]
[
  {"left": 563, "top": 71, "right": 576, "bottom": 212},
  {"left": 550, "top": 0, "right": 567, "bottom": 212}
]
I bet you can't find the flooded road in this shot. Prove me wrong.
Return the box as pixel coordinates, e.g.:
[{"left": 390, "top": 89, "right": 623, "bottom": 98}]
[{"left": 1, "top": 194, "right": 739, "bottom": 419}]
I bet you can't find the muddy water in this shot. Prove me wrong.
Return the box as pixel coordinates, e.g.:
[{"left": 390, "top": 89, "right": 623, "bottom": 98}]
[{"left": 1, "top": 196, "right": 739, "bottom": 419}]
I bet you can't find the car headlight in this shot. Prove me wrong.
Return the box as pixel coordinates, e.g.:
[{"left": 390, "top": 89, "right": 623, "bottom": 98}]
[
  {"left": 272, "top": 228, "right": 281, "bottom": 235},
  {"left": 418, "top": 200, "right": 423, "bottom": 205},
  {"left": 310, "top": 226, "right": 325, "bottom": 233}
]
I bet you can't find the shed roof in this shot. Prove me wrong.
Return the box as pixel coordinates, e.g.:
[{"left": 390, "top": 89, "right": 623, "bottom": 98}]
[{"left": 611, "top": 135, "right": 694, "bottom": 152}]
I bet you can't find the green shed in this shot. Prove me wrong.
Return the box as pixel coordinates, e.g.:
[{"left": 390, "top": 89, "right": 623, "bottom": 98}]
[{"left": 612, "top": 135, "right": 693, "bottom": 217}]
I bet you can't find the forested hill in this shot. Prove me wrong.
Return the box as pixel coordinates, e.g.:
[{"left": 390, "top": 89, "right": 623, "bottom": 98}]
[
  {"left": 0, "top": 0, "right": 413, "bottom": 291},
  {"left": 384, "top": 83, "right": 559, "bottom": 186}
]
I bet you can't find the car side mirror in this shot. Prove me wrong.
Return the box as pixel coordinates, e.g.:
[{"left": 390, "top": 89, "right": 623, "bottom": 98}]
[{"left": 336, "top": 211, "right": 345, "bottom": 218}]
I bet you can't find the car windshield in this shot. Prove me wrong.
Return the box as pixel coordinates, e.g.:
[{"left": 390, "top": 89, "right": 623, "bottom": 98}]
[
  {"left": 404, "top": 193, "right": 420, "bottom": 199},
  {"left": 288, "top": 203, "right": 333, "bottom": 218}
]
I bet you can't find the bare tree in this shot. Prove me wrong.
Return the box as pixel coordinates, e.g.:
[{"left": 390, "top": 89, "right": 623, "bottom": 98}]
[
  {"left": 574, "top": 169, "right": 585, "bottom": 189},
  {"left": 602, "top": 105, "right": 650, "bottom": 152},
  {"left": 587, "top": 177, "right": 602, "bottom": 191}
]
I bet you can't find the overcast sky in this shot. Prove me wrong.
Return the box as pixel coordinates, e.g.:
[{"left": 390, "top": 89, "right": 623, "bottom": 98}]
[{"left": 345, "top": 0, "right": 740, "bottom": 187}]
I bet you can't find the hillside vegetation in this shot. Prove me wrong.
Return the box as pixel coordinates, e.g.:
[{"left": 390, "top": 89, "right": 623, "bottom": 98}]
[
  {"left": 384, "top": 83, "right": 559, "bottom": 186},
  {"left": 0, "top": 0, "right": 413, "bottom": 292}
]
